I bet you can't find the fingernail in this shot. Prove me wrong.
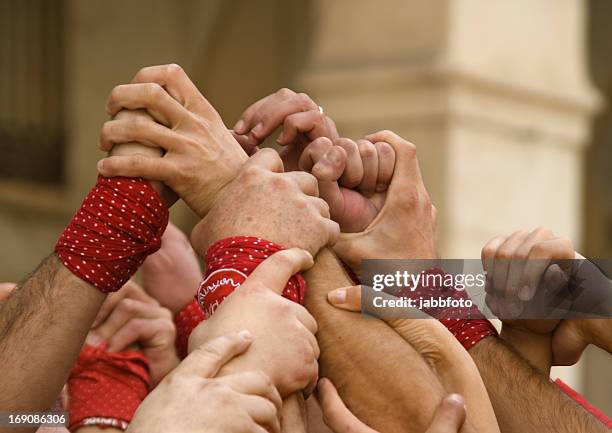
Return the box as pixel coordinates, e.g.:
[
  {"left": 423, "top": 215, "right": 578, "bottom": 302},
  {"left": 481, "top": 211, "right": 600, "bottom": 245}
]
[
  {"left": 518, "top": 285, "right": 531, "bottom": 301},
  {"left": 277, "top": 130, "right": 286, "bottom": 143},
  {"left": 234, "top": 119, "right": 245, "bottom": 133},
  {"left": 327, "top": 288, "right": 347, "bottom": 304},
  {"left": 97, "top": 159, "right": 105, "bottom": 172},
  {"left": 88, "top": 333, "right": 102, "bottom": 346},
  {"left": 376, "top": 183, "right": 386, "bottom": 192},
  {"left": 238, "top": 330, "right": 252, "bottom": 341},
  {"left": 252, "top": 122, "right": 264, "bottom": 137},
  {"left": 446, "top": 393, "right": 465, "bottom": 407}
]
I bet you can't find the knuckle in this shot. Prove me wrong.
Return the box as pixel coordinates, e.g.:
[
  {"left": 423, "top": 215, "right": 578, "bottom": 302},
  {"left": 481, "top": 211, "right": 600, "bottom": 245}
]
[
  {"left": 166, "top": 63, "right": 185, "bottom": 78},
  {"left": 270, "top": 251, "right": 293, "bottom": 269},
  {"left": 255, "top": 370, "right": 273, "bottom": 387},
  {"left": 144, "top": 82, "right": 164, "bottom": 101},
  {"left": 533, "top": 226, "right": 553, "bottom": 238},
  {"left": 277, "top": 87, "right": 295, "bottom": 98},
  {"left": 495, "top": 247, "right": 514, "bottom": 261},
  {"left": 295, "top": 92, "right": 315, "bottom": 108},
  {"left": 100, "top": 121, "right": 115, "bottom": 138},
  {"left": 118, "top": 298, "right": 137, "bottom": 313},
  {"left": 358, "top": 142, "right": 377, "bottom": 159}
]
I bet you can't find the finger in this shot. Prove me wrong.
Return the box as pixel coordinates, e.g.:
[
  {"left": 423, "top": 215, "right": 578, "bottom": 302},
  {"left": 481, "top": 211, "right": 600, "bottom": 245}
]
[
  {"left": 318, "top": 378, "right": 379, "bottom": 433},
  {"left": 100, "top": 117, "right": 180, "bottom": 153},
  {"left": 107, "top": 316, "right": 174, "bottom": 353},
  {"left": 425, "top": 394, "right": 467, "bottom": 433},
  {"left": 506, "top": 227, "right": 554, "bottom": 302},
  {"left": 0, "top": 283, "right": 16, "bottom": 302},
  {"left": 231, "top": 130, "right": 259, "bottom": 155},
  {"left": 92, "top": 281, "right": 154, "bottom": 328},
  {"left": 296, "top": 320, "right": 320, "bottom": 359},
  {"left": 327, "top": 285, "right": 362, "bottom": 312},
  {"left": 286, "top": 171, "right": 319, "bottom": 197},
  {"left": 366, "top": 130, "right": 423, "bottom": 193},
  {"left": 356, "top": 140, "right": 378, "bottom": 197},
  {"left": 311, "top": 145, "right": 347, "bottom": 182},
  {"left": 309, "top": 196, "right": 331, "bottom": 219},
  {"left": 218, "top": 371, "right": 282, "bottom": 411},
  {"left": 131, "top": 64, "right": 219, "bottom": 120},
  {"left": 334, "top": 138, "right": 363, "bottom": 188},
  {"left": 91, "top": 298, "right": 162, "bottom": 344},
  {"left": 246, "top": 147, "right": 284, "bottom": 173},
  {"left": 521, "top": 237, "right": 574, "bottom": 301},
  {"left": 244, "top": 249, "right": 314, "bottom": 295},
  {"left": 324, "top": 218, "right": 341, "bottom": 247},
  {"left": 97, "top": 154, "right": 175, "bottom": 183},
  {"left": 250, "top": 93, "right": 318, "bottom": 142},
  {"left": 278, "top": 110, "right": 337, "bottom": 146},
  {"left": 238, "top": 394, "right": 280, "bottom": 433},
  {"left": 293, "top": 303, "right": 318, "bottom": 334},
  {"left": 374, "top": 141, "right": 395, "bottom": 192},
  {"left": 106, "top": 83, "right": 188, "bottom": 127},
  {"left": 176, "top": 331, "right": 252, "bottom": 378},
  {"left": 298, "top": 137, "right": 334, "bottom": 173},
  {"left": 493, "top": 230, "right": 530, "bottom": 299},
  {"left": 234, "top": 88, "right": 295, "bottom": 135},
  {"left": 481, "top": 235, "right": 506, "bottom": 294}
]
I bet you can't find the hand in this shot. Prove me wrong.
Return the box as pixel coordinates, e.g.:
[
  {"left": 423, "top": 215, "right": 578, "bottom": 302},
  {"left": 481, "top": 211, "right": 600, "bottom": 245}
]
[
  {"left": 0, "top": 282, "right": 15, "bottom": 301},
  {"left": 318, "top": 378, "right": 470, "bottom": 433},
  {"left": 326, "top": 285, "right": 500, "bottom": 433},
  {"left": 481, "top": 227, "right": 575, "bottom": 331},
  {"left": 232, "top": 88, "right": 339, "bottom": 170},
  {"left": 299, "top": 136, "right": 395, "bottom": 232},
  {"left": 128, "top": 331, "right": 282, "bottom": 433},
  {"left": 188, "top": 248, "right": 320, "bottom": 397},
  {"left": 97, "top": 64, "right": 248, "bottom": 217},
  {"left": 141, "top": 222, "right": 202, "bottom": 314},
  {"left": 89, "top": 280, "right": 179, "bottom": 385},
  {"left": 190, "top": 148, "right": 339, "bottom": 257},
  {"left": 330, "top": 130, "right": 437, "bottom": 275}
]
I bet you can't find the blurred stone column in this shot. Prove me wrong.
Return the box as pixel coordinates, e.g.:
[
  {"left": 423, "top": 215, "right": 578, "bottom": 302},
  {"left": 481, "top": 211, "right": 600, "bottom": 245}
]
[
  {"left": 297, "top": 0, "right": 600, "bottom": 256},
  {"left": 297, "top": 0, "right": 601, "bottom": 388}
]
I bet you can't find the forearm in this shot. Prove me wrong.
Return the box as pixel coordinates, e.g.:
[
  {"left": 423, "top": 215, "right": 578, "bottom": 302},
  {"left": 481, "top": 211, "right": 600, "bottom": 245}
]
[
  {"left": 469, "top": 336, "right": 607, "bottom": 433},
  {"left": 500, "top": 326, "right": 552, "bottom": 375},
  {"left": 304, "top": 249, "right": 446, "bottom": 433},
  {"left": 0, "top": 254, "right": 105, "bottom": 413}
]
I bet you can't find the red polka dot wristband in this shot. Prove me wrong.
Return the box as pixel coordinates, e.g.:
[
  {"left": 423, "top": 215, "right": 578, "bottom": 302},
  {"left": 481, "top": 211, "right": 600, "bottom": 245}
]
[
  {"left": 173, "top": 236, "right": 307, "bottom": 358},
  {"left": 67, "top": 343, "right": 151, "bottom": 432},
  {"left": 55, "top": 176, "right": 168, "bottom": 293},
  {"left": 397, "top": 268, "right": 498, "bottom": 351}
]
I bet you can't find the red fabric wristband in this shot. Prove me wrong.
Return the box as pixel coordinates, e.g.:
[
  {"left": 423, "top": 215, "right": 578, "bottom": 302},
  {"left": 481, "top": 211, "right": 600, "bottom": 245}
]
[
  {"left": 67, "top": 343, "right": 151, "bottom": 431},
  {"left": 398, "top": 268, "right": 498, "bottom": 350},
  {"left": 174, "top": 236, "right": 307, "bottom": 359},
  {"left": 555, "top": 379, "right": 612, "bottom": 428},
  {"left": 174, "top": 299, "right": 206, "bottom": 359},
  {"left": 55, "top": 176, "right": 168, "bottom": 293}
]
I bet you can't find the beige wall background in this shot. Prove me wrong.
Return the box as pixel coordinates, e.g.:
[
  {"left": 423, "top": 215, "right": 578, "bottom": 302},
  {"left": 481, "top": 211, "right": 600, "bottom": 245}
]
[{"left": 0, "top": 0, "right": 610, "bottom": 414}]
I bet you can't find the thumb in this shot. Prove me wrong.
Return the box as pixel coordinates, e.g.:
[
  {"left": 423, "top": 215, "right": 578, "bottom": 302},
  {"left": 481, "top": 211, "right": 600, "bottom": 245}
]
[
  {"left": 426, "top": 394, "right": 468, "bottom": 433},
  {"left": 318, "top": 378, "right": 379, "bottom": 433},
  {"left": 244, "top": 248, "right": 314, "bottom": 295},
  {"left": 327, "top": 285, "right": 362, "bottom": 312},
  {"left": 174, "top": 330, "right": 252, "bottom": 378},
  {"left": 245, "top": 146, "right": 284, "bottom": 173}
]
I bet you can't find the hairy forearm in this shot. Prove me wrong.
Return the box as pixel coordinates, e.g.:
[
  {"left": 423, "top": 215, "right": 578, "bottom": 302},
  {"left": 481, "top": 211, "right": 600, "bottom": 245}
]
[
  {"left": 500, "top": 327, "right": 552, "bottom": 375},
  {"left": 304, "top": 249, "right": 446, "bottom": 433},
  {"left": 0, "top": 254, "right": 104, "bottom": 414},
  {"left": 469, "top": 337, "right": 607, "bottom": 433}
]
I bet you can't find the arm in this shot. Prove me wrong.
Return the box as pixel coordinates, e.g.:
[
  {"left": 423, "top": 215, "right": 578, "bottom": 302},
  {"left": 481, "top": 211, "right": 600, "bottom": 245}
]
[
  {"left": 304, "top": 249, "right": 448, "bottom": 433},
  {"left": 0, "top": 255, "right": 105, "bottom": 413},
  {"left": 469, "top": 337, "right": 607, "bottom": 433}
]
